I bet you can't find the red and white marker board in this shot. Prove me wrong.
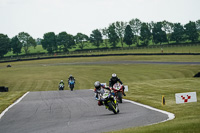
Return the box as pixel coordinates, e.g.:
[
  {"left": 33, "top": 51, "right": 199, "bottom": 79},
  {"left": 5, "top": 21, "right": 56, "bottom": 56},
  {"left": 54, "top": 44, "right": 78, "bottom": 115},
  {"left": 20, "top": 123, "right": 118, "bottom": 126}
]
[{"left": 175, "top": 92, "right": 197, "bottom": 104}]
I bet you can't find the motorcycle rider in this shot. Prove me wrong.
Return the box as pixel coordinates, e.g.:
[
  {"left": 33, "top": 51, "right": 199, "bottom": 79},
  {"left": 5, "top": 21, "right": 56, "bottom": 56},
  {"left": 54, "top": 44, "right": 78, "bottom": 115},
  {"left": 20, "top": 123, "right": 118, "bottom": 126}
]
[
  {"left": 94, "top": 81, "right": 111, "bottom": 106},
  {"left": 59, "top": 80, "right": 65, "bottom": 89},
  {"left": 68, "top": 75, "right": 75, "bottom": 86},
  {"left": 59, "top": 80, "right": 65, "bottom": 86},
  {"left": 109, "top": 73, "right": 126, "bottom": 96}
]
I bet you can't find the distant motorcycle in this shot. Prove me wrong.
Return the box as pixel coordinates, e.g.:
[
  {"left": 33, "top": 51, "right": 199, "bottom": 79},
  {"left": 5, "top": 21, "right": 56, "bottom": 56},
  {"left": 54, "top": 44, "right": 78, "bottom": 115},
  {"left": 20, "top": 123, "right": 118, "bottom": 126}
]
[
  {"left": 59, "top": 84, "right": 64, "bottom": 90},
  {"left": 69, "top": 79, "right": 75, "bottom": 91},
  {"left": 112, "top": 83, "right": 124, "bottom": 103},
  {"left": 98, "top": 90, "right": 119, "bottom": 114}
]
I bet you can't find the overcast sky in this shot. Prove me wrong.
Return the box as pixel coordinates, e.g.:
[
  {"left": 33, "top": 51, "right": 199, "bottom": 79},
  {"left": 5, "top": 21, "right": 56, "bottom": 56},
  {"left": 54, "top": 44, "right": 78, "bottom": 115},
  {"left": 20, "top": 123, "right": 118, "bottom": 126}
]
[{"left": 0, "top": 0, "right": 200, "bottom": 39}]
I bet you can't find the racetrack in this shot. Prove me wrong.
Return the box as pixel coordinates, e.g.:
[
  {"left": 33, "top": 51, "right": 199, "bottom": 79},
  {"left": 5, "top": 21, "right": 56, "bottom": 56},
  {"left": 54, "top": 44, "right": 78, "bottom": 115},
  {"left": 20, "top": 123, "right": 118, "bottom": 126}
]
[
  {"left": 0, "top": 90, "right": 172, "bottom": 133},
  {"left": 1, "top": 60, "right": 199, "bottom": 70},
  {"left": 39, "top": 60, "right": 200, "bottom": 66}
]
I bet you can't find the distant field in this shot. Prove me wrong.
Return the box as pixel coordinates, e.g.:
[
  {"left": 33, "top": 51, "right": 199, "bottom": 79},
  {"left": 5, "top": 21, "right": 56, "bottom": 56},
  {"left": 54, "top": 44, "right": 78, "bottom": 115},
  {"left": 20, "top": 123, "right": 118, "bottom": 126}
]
[
  {"left": 0, "top": 55, "right": 200, "bottom": 133},
  {"left": 5, "top": 45, "right": 47, "bottom": 56},
  {"left": 4, "top": 44, "right": 200, "bottom": 58}
]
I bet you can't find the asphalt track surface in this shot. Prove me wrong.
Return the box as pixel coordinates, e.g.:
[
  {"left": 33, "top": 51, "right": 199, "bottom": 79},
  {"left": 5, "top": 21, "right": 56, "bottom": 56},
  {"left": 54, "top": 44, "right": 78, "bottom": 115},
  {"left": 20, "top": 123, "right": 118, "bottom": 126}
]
[{"left": 0, "top": 90, "right": 171, "bottom": 133}]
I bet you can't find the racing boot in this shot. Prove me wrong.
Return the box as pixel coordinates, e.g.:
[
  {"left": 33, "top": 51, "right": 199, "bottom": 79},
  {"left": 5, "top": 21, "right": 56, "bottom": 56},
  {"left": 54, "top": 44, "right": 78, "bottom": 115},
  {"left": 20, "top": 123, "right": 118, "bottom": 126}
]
[
  {"left": 123, "top": 92, "right": 126, "bottom": 96},
  {"left": 98, "top": 101, "right": 103, "bottom": 106},
  {"left": 122, "top": 86, "right": 126, "bottom": 96}
]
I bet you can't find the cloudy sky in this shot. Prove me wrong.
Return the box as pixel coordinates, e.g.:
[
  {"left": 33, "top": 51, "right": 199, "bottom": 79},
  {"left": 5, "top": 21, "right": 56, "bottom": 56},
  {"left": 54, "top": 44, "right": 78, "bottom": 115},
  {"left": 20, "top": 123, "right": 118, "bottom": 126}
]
[{"left": 0, "top": 0, "right": 200, "bottom": 39}]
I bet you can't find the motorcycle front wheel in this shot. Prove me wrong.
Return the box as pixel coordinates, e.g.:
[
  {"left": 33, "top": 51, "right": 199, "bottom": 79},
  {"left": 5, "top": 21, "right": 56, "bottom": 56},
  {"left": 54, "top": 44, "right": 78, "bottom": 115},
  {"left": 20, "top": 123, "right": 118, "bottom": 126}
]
[
  {"left": 70, "top": 84, "right": 74, "bottom": 91},
  {"left": 107, "top": 101, "right": 119, "bottom": 114}
]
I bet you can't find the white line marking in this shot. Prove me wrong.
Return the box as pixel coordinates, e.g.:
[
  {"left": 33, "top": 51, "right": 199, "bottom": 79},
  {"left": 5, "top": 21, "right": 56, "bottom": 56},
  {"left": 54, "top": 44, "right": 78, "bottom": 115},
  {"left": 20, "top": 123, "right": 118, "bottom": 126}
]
[
  {"left": 90, "top": 88, "right": 175, "bottom": 123},
  {"left": 0, "top": 91, "right": 30, "bottom": 120},
  {"left": 123, "top": 99, "right": 175, "bottom": 123}
]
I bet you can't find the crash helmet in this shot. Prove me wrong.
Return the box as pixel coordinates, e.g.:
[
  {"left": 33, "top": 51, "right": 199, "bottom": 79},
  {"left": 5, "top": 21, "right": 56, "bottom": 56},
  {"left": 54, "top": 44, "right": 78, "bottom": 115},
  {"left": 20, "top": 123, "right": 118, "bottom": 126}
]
[
  {"left": 94, "top": 81, "right": 101, "bottom": 90},
  {"left": 69, "top": 75, "right": 73, "bottom": 78},
  {"left": 112, "top": 73, "right": 117, "bottom": 78},
  {"left": 61, "top": 80, "right": 63, "bottom": 82}
]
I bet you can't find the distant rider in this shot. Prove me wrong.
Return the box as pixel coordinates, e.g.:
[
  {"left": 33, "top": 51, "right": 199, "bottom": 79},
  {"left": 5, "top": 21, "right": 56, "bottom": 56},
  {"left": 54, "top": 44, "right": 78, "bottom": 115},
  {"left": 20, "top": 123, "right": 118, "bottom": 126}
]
[
  {"left": 68, "top": 75, "right": 75, "bottom": 86},
  {"left": 109, "top": 73, "right": 126, "bottom": 96},
  {"left": 59, "top": 80, "right": 65, "bottom": 90},
  {"left": 59, "top": 80, "right": 65, "bottom": 86},
  {"left": 94, "top": 81, "right": 111, "bottom": 106}
]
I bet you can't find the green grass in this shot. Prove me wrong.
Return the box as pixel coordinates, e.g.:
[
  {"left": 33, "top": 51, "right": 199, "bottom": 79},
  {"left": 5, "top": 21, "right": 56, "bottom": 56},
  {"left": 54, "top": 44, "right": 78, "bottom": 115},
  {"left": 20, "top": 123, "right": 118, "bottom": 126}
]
[
  {"left": 5, "top": 45, "right": 47, "bottom": 56},
  {"left": 4, "top": 43, "right": 200, "bottom": 58},
  {"left": 0, "top": 55, "right": 200, "bottom": 132}
]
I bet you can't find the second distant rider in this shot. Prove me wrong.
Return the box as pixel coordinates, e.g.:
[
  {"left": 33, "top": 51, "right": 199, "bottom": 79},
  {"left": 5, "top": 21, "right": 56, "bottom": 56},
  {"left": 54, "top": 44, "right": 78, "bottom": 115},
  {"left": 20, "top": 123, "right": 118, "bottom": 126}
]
[{"left": 68, "top": 75, "right": 75, "bottom": 86}]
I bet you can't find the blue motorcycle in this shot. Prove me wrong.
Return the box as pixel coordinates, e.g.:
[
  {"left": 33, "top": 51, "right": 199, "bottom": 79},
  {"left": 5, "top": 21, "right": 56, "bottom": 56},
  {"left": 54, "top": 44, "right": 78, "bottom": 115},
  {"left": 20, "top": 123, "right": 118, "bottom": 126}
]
[{"left": 69, "top": 80, "right": 75, "bottom": 91}]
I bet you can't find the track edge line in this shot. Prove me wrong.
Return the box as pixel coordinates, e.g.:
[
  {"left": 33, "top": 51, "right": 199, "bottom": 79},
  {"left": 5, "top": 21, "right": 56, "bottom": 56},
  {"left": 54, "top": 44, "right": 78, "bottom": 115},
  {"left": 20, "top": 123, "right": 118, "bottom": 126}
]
[
  {"left": 123, "top": 99, "right": 175, "bottom": 124},
  {"left": 0, "top": 91, "right": 30, "bottom": 120}
]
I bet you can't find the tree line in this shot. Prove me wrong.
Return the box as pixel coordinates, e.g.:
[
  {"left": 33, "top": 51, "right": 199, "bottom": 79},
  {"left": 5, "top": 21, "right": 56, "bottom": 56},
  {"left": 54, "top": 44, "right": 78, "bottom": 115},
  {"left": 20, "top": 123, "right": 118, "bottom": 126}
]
[{"left": 0, "top": 18, "right": 200, "bottom": 57}]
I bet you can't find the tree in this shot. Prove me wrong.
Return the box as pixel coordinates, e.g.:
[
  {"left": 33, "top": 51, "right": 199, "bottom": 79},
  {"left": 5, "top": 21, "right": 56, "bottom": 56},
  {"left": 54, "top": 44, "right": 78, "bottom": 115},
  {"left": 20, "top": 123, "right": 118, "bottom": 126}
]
[
  {"left": 75, "top": 33, "right": 89, "bottom": 50},
  {"left": 65, "top": 34, "right": 76, "bottom": 51},
  {"left": 18, "top": 32, "right": 36, "bottom": 54},
  {"left": 196, "top": 20, "right": 200, "bottom": 32},
  {"left": 108, "top": 23, "right": 119, "bottom": 48},
  {"left": 90, "top": 29, "right": 103, "bottom": 48},
  {"left": 123, "top": 25, "right": 134, "bottom": 47},
  {"left": 42, "top": 32, "right": 57, "bottom": 53},
  {"left": 36, "top": 38, "right": 42, "bottom": 45},
  {"left": 152, "top": 22, "right": 168, "bottom": 45},
  {"left": 162, "top": 20, "right": 173, "bottom": 44},
  {"left": 184, "top": 21, "right": 199, "bottom": 42},
  {"left": 101, "top": 27, "right": 109, "bottom": 47},
  {"left": 170, "top": 23, "right": 185, "bottom": 43},
  {"left": 196, "top": 20, "right": 200, "bottom": 41},
  {"left": 129, "top": 18, "right": 142, "bottom": 45},
  {"left": 140, "top": 23, "right": 151, "bottom": 46},
  {"left": 115, "top": 21, "right": 127, "bottom": 47},
  {"left": 11, "top": 36, "right": 22, "bottom": 55},
  {"left": 148, "top": 21, "right": 156, "bottom": 45},
  {"left": 57, "top": 32, "right": 75, "bottom": 52},
  {"left": 0, "top": 34, "right": 10, "bottom": 57}
]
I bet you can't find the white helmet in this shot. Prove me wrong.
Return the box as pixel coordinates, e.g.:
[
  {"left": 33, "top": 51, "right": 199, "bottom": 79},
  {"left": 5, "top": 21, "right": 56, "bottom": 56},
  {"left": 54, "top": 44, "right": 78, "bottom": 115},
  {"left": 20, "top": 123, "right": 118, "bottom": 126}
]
[
  {"left": 61, "top": 80, "right": 63, "bottom": 82},
  {"left": 94, "top": 81, "right": 101, "bottom": 89},
  {"left": 112, "top": 73, "right": 117, "bottom": 78}
]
